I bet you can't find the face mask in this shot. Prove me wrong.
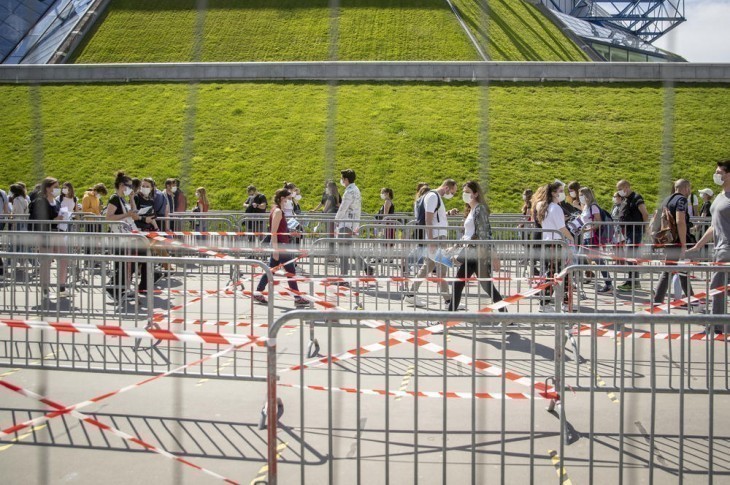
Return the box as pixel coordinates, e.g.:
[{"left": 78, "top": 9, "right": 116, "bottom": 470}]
[
  {"left": 462, "top": 192, "right": 472, "bottom": 204},
  {"left": 62, "top": 188, "right": 69, "bottom": 196},
  {"left": 579, "top": 195, "right": 586, "bottom": 205},
  {"left": 443, "top": 192, "right": 454, "bottom": 200},
  {"left": 618, "top": 189, "right": 627, "bottom": 198},
  {"left": 140, "top": 187, "right": 151, "bottom": 196},
  {"left": 123, "top": 186, "right": 132, "bottom": 196},
  {"left": 569, "top": 191, "right": 576, "bottom": 198},
  {"left": 522, "top": 195, "right": 527, "bottom": 201},
  {"left": 283, "top": 200, "right": 293, "bottom": 210},
  {"left": 172, "top": 187, "right": 178, "bottom": 193},
  {"left": 340, "top": 179, "right": 346, "bottom": 187},
  {"left": 294, "top": 194, "right": 302, "bottom": 202},
  {"left": 714, "top": 173, "right": 725, "bottom": 186},
  {"left": 380, "top": 194, "right": 386, "bottom": 200},
  {"left": 96, "top": 193, "right": 101, "bottom": 200},
  {"left": 557, "top": 192, "right": 566, "bottom": 203},
  {"left": 52, "top": 188, "right": 61, "bottom": 197}
]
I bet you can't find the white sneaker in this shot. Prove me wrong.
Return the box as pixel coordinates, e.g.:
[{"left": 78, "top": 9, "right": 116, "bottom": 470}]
[
  {"left": 427, "top": 321, "right": 444, "bottom": 335},
  {"left": 404, "top": 295, "right": 427, "bottom": 308},
  {"left": 445, "top": 299, "right": 466, "bottom": 310},
  {"left": 539, "top": 304, "right": 555, "bottom": 313}
]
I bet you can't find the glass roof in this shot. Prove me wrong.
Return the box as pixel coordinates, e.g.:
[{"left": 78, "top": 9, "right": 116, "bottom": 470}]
[{"left": 550, "top": 9, "right": 664, "bottom": 55}]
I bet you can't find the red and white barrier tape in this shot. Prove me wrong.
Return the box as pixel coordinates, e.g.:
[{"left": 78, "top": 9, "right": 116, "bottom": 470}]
[
  {"left": 0, "top": 379, "right": 238, "bottom": 484},
  {"left": 0, "top": 319, "right": 264, "bottom": 347},
  {"left": 279, "top": 383, "right": 558, "bottom": 400},
  {"left": 137, "top": 230, "right": 331, "bottom": 237},
  {"left": 0, "top": 341, "right": 254, "bottom": 439}
]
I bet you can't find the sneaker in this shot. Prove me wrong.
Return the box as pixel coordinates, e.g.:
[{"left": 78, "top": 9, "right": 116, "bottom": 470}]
[
  {"left": 427, "top": 321, "right": 444, "bottom": 335},
  {"left": 294, "top": 297, "right": 310, "bottom": 308},
  {"left": 539, "top": 304, "right": 555, "bottom": 313},
  {"left": 58, "top": 287, "right": 71, "bottom": 298},
  {"left": 404, "top": 294, "right": 427, "bottom": 308},
  {"left": 597, "top": 285, "right": 613, "bottom": 294},
  {"left": 444, "top": 299, "right": 465, "bottom": 311},
  {"left": 561, "top": 303, "right": 571, "bottom": 312},
  {"left": 617, "top": 282, "right": 633, "bottom": 292},
  {"left": 253, "top": 294, "right": 268, "bottom": 305}
]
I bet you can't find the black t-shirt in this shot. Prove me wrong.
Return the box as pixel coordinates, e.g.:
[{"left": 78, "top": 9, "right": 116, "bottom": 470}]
[
  {"left": 665, "top": 193, "right": 692, "bottom": 240},
  {"left": 245, "top": 193, "right": 267, "bottom": 214},
  {"left": 619, "top": 192, "right": 645, "bottom": 223},
  {"left": 29, "top": 197, "right": 60, "bottom": 232},
  {"left": 108, "top": 194, "right": 127, "bottom": 216},
  {"left": 134, "top": 194, "right": 156, "bottom": 230}
]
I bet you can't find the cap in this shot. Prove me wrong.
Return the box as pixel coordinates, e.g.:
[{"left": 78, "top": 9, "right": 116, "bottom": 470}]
[{"left": 698, "top": 188, "right": 714, "bottom": 198}]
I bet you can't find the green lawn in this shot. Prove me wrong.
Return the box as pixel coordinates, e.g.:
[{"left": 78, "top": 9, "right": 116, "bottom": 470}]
[
  {"left": 451, "top": 0, "right": 588, "bottom": 61},
  {"left": 1, "top": 83, "right": 728, "bottom": 214},
  {"left": 73, "top": 0, "right": 479, "bottom": 62}
]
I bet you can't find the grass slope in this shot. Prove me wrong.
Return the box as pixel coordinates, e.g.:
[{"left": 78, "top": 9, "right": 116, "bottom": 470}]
[
  {"left": 1, "top": 83, "right": 728, "bottom": 214},
  {"left": 73, "top": 0, "right": 478, "bottom": 62},
  {"left": 451, "top": 0, "right": 588, "bottom": 61}
]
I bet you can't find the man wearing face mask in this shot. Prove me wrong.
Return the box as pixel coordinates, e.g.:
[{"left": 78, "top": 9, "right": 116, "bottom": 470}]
[
  {"left": 404, "top": 179, "right": 457, "bottom": 307},
  {"left": 335, "top": 169, "right": 368, "bottom": 279},
  {"left": 616, "top": 179, "right": 649, "bottom": 291},
  {"left": 688, "top": 159, "right": 730, "bottom": 333}
]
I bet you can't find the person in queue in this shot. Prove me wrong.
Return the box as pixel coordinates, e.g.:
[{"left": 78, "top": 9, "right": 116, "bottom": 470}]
[
  {"left": 578, "top": 187, "right": 612, "bottom": 293},
  {"left": 376, "top": 187, "right": 395, "bottom": 240},
  {"left": 105, "top": 172, "right": 139, "bottom": 304},
  {"left": 688, "top": 159, "right": 730, "bottom": 333},
  {"left": 243, "top": 185, "right": 267, "bottom": 238},
  {"left": 446, "top": 181, "right": 505, "bottom": 314},
  {"left": 567, "top": 181, "right": 582, "bottom": 211},
  {"left": 29, "top": 177, "right": 68, "bottom": 299},
  {"left": 134, "top": 178, "right": 160, "bottom": 232},
  {"left": 652, "top": 179, "right": 695, "bottom": 306},
  {"left": 533, "top": 181, "right": 573, "bottom": 312},
  {"left": 335, "top": 168, "right": 368, "bottom": 280},
  {"left": 252, "top": 188, "right": 309, "bottom": 308},
  {"left": 616, "top": 179, "right": 650, "bottom": 291},
  {"left": 405, "top": 179, "right": 458, "bottom": 308},
  {"left": 82, "top": 183, "right": 107, "bottom": 216},
  {"left": 698, "top": 188, "right": 713, "bottom": 218},
  {"left": 174, "top": 178, "right": 187, "bottom": 213},
  {"left": 56, "top": 181, "right": 79, "bottom": 232}
]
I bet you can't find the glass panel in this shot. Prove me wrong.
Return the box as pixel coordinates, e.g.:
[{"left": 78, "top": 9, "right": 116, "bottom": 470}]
[
  {"left": 628, "top": 51, "right": 647, "bottom": 62},
  {"left": 592, "top": 43, "right": 610, "bottom": 61}
]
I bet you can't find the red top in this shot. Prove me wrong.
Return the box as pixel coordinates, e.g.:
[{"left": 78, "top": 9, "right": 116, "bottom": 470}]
[{"left": 269, "top": 208, "right": 290, "bottom": 244}]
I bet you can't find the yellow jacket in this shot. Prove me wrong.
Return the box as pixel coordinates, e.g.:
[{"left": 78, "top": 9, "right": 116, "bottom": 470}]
[{"left": 81, "top": 190, "right": 101, "bottom": 215}]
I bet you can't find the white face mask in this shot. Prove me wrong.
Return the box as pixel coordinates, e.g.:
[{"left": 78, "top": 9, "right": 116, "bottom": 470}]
[
  {"left": 618, "top": 189, "right": 627, "bottom": 198},
  {"left": 96, "top": 193, "right": 101, "bottom": 200},
  {"left": 52, "top": 188, "right": 61, "bottom": 197},
  {"left": 62, "top": 188, "right": 69, "bottom": 196},
  {"left": 557, "top": 191, "right": 566, "bottom": 203},
  {"left": 569, "top": 191, "right": 576, "bottom": 198},
  {"left": 340, "top": 179, "right": 346, "bottom": 187},
  {"left": 522, "top": 195, "right": 527, "bottom": 201},
  {"left": 380, "top": 194, "right": 386, "bottom": 200},
  {"left": 294, "top": 194, "right": 302, "bottom": 202},
  {"left": 462, "top": 192, "right": 472, "bottom": 204},
  {"left": 123, "top": 186, "right": 132, "bottom": 196},
  {"left": 140, "top": 187, "right": 151, "bottom": 196},
  {"left": 714, "top": 173, "right": 725, "bottom": 186},
  {"left": 442, "top": 191, "right": 454, "bottom": 200},
  {"left": 579, "top": 195, "right": 586, "bottom": 205},
  {"left": 172, "top": 186, "right": 178, "bottom": 193},
  {"left": 283, "top": 199, "right": 293, "bottom": 211}
]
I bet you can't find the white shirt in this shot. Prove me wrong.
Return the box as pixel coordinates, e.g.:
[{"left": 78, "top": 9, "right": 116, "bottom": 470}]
[
  {"left": 580, "top": 204, "right": 600, "bottom": 239},
  {"left": 335, "top": 183, "right": 362, "bottom": 231},
  {"left": 423, "top": 191, "right": 448, "bottom": 238},
  {"left": 541, "top": 202, "right": 566, "bottom": 240},
  {"left": 462, "top": 209, "right": 475, "bottom": 240}
]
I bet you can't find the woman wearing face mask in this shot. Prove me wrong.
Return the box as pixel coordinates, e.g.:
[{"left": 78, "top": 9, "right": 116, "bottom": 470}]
[
  {"left": 533, "top": 181, "right": 573, "bottom": 312},
  {"left": 445, "top": 181, "right": 505, "bottom": 315},
  {"left": 283, "top": 182, "right": 302, "bottom": 216},
  {"left": 567, "top": 181, "right": 581, "bottom": 211},
  {"left": 29, "top": 177, "right": 69, "bottom": 298},
  {"left": 106, "top": 172, "right": 140, "bottom": 304},
  {"left": 252, "top": 188, "right": 309, "bottom": 308},
  {"left": 56, "top": 182, "right": 78, "bottom": 232},
  {"left": 376, "top": 188, "right": 395, "bottom": 240},
  {"left": 578, "top": 187, "right": 612, "bottom": 293},
  {"left": 134, "top": 178, "right": 159, "bottom": 232}
]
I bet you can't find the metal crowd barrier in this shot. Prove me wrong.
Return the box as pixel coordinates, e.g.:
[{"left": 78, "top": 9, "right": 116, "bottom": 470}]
[
  {"left": 0, "top": 251, "right": 274, "bottom": 381},
  {"left": 157, "top": 215, "right": 236, "bottom": 232},
  {"left": 264, "top": 310, "right": 730, "bottom": 484}
]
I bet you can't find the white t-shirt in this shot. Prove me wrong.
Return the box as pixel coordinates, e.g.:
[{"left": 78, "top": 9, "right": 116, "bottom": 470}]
[
  {"left": 423, "top": 191, "right": 448, "bottom": 238},
  {"left": 541, "top": 202, "right": 566, "bottom": 240},
  {"left": 462, "top": 209, "right": 475, "bottom": 240},
  {"left": 580, "top": 204, "right": 600, "bottom": 239}
]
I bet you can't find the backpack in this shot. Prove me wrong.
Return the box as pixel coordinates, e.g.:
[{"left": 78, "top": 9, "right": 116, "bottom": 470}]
[
  {"left": 591, "top": 204, "right": 618, "bottom": 245},
  {"left": 414, "top": 191, "right": 441, "bottom": 239},
  {"left": 650, "top": 194, "right": 679, "bottom": 245}
]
